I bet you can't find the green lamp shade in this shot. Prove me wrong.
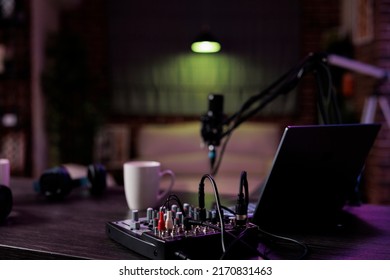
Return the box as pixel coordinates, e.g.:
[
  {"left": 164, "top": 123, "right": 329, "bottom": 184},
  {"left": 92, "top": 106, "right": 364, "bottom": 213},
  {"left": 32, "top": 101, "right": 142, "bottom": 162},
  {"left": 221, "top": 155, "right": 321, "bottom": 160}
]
[
  {"left": 191, "top": 30, "right": 221, "bottom": 53},
  {"left": 191, "top": 41, "right": 221, "bottom": 53}
]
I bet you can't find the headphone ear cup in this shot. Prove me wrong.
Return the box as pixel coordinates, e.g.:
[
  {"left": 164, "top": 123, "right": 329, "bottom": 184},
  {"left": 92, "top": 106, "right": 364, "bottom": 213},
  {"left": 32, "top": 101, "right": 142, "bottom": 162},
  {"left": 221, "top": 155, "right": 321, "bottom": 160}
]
[
  {"left": 39, "top": 166, "right": 73, "bottom": 199},
  {"left": 0, "top": 185, "right": 12, "bottom": 222},
  {"left": 87, "top": 164, "right": 107, "bottom": 196}
]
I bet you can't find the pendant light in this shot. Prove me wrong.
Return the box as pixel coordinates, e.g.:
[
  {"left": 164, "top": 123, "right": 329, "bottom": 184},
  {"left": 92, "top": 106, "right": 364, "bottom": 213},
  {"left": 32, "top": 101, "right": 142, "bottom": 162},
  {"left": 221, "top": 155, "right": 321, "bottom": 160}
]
[{"left": 191, "top": 27, "right": 221, "bottom": 54}]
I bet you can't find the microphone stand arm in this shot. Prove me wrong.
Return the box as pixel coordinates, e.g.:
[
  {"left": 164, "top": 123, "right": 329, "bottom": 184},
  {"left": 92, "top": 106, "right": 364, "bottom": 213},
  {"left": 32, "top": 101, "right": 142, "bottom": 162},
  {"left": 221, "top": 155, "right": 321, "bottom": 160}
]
[
  {"left": 206, "top": 52, "right": 338, "bottom": 176},
  {"left": 204, "top": 52, "right": 389, "bottom": 176},
  {"left": 327, "top": 54, "right": 388, "bottom": 80},
  {"left": 222, "top": 52, "right": 337, "bottom": 139},
  {"left": 327, "top": 54, "right": 390, "bottom": 127},
  {"left": 223, "top": 53, "right": 390, "bottom": 139}
]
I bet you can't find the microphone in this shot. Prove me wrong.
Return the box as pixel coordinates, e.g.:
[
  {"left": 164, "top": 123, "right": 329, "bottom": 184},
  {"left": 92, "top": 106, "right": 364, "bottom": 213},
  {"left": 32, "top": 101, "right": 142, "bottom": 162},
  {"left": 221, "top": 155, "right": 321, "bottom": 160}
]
[{"left": 201, "top": 94, "right": 224, "bottom": 171}]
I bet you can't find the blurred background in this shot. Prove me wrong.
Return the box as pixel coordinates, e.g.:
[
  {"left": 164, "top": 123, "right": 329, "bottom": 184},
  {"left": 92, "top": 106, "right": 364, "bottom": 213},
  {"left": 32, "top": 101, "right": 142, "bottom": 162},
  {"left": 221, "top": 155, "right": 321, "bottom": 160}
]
[{"left": 0, "top": 0, "right": 389, "bottom": 204}]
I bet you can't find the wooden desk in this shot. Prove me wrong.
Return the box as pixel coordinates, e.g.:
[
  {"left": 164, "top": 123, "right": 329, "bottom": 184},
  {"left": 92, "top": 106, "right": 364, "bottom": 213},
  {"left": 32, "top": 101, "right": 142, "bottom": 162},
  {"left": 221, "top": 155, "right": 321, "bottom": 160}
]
[{"left": 1, "top": 178, "right": 390, "bottom": 259}]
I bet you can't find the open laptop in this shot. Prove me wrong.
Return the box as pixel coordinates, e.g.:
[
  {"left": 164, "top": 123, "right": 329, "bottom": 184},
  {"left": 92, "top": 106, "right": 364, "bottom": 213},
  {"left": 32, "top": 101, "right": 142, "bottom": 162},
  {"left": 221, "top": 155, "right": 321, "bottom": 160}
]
[{"left": 251, "top": 123, "right": 381, "bottom": 232}]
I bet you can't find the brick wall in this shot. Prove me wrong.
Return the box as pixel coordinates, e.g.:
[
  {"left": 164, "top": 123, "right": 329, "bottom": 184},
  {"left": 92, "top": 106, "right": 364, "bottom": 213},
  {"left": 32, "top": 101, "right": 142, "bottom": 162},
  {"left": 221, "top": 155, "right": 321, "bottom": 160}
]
[
  {"left": 61, "top": 0, "right": 110, "bottom": 106},
  {"left": 42, "top": 0, "right": 109, "bottom": 165},
  {"left": 298, "top": 0, "right": 340, "bottom": 125},
  {"left": 365, "top": 0, "right": 390, "bottom": 204},
  {"left": 300, "top": 0, "right": 390, "bottom": 204}
]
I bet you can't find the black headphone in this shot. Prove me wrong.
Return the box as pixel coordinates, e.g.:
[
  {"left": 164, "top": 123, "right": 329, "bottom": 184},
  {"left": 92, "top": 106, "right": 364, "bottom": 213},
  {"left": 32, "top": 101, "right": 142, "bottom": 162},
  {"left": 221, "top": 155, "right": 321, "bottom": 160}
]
[
  {"left": 34, "top": 164, "right": 107, "bottom": 200},
  {"left": 0, "top": 185, "right": 12, "bottom": 222}
]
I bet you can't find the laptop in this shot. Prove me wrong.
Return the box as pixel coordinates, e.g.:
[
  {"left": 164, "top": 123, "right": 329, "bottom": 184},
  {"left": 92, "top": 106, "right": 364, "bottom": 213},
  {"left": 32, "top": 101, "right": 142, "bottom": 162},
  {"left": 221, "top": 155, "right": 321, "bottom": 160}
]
[{"left": 251, "top": 123, "right": 381, "bottom": 232}]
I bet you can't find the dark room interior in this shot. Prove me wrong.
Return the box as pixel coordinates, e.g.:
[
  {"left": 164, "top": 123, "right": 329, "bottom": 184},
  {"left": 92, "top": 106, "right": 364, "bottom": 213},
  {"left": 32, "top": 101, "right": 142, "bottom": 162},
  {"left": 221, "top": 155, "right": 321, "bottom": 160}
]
[{"left": 0, "top": 0, "right": 390, "bottom": 261}]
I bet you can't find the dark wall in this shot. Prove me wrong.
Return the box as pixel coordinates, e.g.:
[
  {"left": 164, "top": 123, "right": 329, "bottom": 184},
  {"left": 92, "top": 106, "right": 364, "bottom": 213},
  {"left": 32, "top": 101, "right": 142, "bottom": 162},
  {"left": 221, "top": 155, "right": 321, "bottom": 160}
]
[{"left": 108, "top": 0, "right": 301, "bottom": 117}]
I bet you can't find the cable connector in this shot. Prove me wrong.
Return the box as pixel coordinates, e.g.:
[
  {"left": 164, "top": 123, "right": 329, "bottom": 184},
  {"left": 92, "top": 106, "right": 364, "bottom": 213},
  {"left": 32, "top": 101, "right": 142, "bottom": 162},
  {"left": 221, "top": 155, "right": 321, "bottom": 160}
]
[
  {"left": 235, "top": 192, "right": 247, "bottom": 227},
  {"left": 165, "top": 210, "right": 174, "bottom": 231},
  {"left": 235, "top": 171, "right": 249, "bottom": 227},
  {"left": 157, "top": 210, "right": 166, "bottom": 232}
]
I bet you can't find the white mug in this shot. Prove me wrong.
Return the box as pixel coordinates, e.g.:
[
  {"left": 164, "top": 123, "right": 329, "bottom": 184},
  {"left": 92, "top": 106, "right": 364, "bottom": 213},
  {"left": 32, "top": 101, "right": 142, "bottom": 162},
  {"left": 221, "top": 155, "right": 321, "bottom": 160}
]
[
  {"left": 123, "top": 161, "right": 175, "bottom": 210},
  {"left": 0, "top": 159, "right": 10, "bottom": 187}
]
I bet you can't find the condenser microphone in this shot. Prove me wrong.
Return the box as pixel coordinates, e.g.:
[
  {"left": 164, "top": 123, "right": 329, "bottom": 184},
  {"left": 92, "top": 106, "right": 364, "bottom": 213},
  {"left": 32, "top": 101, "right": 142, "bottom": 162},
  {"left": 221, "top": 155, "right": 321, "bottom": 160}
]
[
  {"left": 201, "top": 94, "right": 224, "bottom": 170},
  {"left": 201, "top": 94, "right": 224, "bottom": 146}
]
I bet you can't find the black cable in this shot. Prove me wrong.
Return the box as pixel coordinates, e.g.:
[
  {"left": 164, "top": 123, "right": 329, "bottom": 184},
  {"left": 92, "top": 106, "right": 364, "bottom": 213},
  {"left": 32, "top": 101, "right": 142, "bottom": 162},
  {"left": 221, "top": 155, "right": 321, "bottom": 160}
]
[
  {"left": 219, "top": 203, "right": 309, "bottom": 259},
  {"left": 174, "top": 251, "right": 191, "bottom": 260},
  {"left": 219, "top": 225, "right": 269, "bottom": 260},
  {"left": 164, "top": 181, "right": 308, "bottom": 260},
  {"left": 224, "top": 61, "right": 306, "bottom": 138},
  {"left": 256, "top": 226, "right": 309, "bottom": 260},
  {"left": 319, "top": 61, "right": 342, "bottom": 124},
  {"left": 223, "top": 67, "right": 293, "bottom": 126},
  {"left": 198, "top": 177, "right": 206, "bottom": 220},
  {"left": 199, "top": 174, "right": 226, "bottom": 253},
  {"left": 189, "top": 219, "right": 268, "bottom": 260},
  {"left": 163, "top": 194, "right": 187, "bottom": 217},
  {"left": 220, "top": 205, "right": 235, "bottom": 215},
  {"left": 313, "top": 67, "right": 330, "bottom": 124},
  {"left": 224, "top": 53, "right": 317, "bottom": 128},
  {"left": 313, "top": 59, "right": 342, "bottom": 125},
  {"left": 210, "top": 128, "right": 233, "bottom": 176}
]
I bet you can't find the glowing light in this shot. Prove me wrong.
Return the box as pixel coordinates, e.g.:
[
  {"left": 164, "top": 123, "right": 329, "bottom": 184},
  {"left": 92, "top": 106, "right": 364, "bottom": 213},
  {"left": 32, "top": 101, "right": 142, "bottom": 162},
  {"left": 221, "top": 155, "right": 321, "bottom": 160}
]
[{"left": 191, "top": 41, "right": 221, "bottom": 54}]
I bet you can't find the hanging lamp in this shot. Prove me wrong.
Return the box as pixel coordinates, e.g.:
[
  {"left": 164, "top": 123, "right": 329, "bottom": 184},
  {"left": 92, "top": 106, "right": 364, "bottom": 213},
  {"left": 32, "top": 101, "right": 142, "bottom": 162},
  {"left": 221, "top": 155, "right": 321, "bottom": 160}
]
[{"left": 191, "top": 28, "right": 221, "bottom": 54}]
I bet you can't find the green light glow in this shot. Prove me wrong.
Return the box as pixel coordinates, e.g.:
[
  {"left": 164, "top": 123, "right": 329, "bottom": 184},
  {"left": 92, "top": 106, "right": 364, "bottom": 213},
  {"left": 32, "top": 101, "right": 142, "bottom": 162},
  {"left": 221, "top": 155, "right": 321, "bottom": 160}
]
[{"left": 191, "top": 41, "right": 221, "bottom": 53}]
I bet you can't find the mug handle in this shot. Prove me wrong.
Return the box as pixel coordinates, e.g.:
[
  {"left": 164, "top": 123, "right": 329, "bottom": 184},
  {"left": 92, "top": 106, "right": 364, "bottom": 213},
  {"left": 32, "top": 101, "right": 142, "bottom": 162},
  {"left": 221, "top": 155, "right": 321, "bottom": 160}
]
[{"left": 157, "top": 169, "right": 175, "bottom": 201}]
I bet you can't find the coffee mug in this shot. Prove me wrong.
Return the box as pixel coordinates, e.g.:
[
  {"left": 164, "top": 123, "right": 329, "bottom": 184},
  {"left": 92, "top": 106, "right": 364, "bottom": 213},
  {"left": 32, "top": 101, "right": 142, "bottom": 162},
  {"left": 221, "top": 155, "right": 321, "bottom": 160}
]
[
  {"left": 0, "top": 159, "right": 10, "bottom": 187},
  {"left": 123, "top": 161, "right": 175, "bottom": 210}
]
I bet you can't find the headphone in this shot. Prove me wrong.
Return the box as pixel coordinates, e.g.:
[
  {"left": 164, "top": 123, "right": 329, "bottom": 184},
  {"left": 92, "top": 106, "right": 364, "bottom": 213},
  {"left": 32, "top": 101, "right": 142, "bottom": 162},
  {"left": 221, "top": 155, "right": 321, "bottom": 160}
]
[
  {"left": 34, "top": 163, "right": 107, "bottom": 200},
  {"left": 0, "top": 185, "right": 12, "bottom": 222}
]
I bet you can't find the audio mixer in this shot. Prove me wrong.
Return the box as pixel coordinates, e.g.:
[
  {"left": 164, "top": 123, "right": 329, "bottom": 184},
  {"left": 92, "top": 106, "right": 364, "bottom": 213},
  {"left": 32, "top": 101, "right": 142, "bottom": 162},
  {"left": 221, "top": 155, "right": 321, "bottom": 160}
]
[{"left": 106, "top": 203, "right": 259, "bottom": 260}]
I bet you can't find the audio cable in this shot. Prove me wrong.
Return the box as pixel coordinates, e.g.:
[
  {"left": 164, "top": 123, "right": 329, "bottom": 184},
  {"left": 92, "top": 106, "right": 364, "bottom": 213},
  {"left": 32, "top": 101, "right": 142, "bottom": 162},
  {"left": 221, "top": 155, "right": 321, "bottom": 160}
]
[{"left": 198, "top": 174, "right": 226, "bottom": 253}]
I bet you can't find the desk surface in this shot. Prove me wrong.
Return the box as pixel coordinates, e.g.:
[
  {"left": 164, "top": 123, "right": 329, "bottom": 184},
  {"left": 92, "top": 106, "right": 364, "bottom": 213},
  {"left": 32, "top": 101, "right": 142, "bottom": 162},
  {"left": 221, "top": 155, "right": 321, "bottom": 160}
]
[{"left": 1, "top": 178, "right": 390, "bottom": 260}]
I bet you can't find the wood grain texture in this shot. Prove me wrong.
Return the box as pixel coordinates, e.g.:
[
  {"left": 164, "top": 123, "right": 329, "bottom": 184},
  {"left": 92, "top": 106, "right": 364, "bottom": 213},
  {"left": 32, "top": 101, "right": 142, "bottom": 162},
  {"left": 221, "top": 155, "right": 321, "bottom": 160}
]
[{"left": 1, "top": 178, "right": 390, "bottom": 259}]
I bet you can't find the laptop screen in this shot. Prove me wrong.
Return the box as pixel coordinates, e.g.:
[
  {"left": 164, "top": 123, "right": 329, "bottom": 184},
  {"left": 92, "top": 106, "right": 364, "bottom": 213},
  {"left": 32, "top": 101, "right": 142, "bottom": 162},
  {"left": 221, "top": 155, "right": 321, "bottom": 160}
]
[{"left": 252, "top": 123, "right": 381, "bottom": 231}]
